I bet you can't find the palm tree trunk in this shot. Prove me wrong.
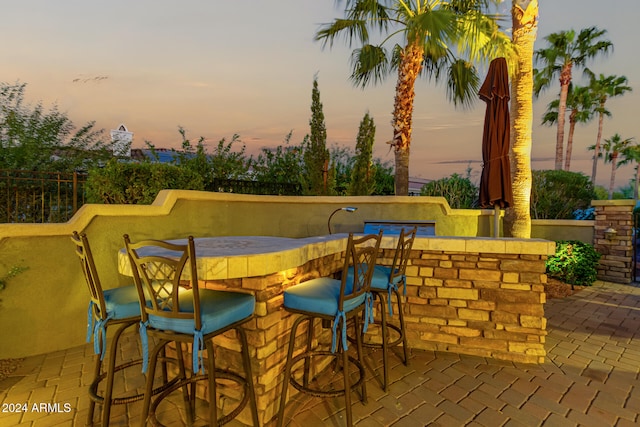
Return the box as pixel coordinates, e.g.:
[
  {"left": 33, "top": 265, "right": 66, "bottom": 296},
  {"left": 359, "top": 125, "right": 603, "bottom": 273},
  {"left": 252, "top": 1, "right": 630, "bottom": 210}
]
[
  {"left": 564, "top": 111, "right": 577, "bottom": 170},
  {"left": 505, "top": 0, "right": 538, "bottom": 238},
  {"left": 591, "top": 106, "right": 605, "bottom": 182},
  {"left": 555, "top": 65, "right": 571, "bottom": 170},
  {"left": 391, "top": 42, "right": 424, "bottom": 195},
  {"left": 635, "top": 164, "right": 639, "bottom": 200},
  {"left": 608, "top": 152, "right": 618, "bottom": 199}
]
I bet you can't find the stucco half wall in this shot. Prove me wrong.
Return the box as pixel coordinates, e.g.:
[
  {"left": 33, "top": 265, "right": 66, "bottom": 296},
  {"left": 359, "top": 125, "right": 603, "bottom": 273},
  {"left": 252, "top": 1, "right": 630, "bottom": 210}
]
[{"left": 0, "top": 190, "right": 559, "bottom": 358}]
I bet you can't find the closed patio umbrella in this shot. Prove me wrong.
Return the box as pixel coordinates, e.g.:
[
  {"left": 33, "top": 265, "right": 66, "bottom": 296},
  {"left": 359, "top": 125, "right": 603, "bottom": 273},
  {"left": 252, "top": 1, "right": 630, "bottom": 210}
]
[{"left": 478, "top": 57, "right": 513, "bottom": 237}]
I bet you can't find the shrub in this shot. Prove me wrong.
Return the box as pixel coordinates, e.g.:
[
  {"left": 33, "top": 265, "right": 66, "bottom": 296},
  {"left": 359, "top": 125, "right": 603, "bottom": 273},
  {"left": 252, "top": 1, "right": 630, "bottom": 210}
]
[
  {"left": 546, "top": 240, "right": 601, "bottom": 287},
  {"left": 0, "top": 265, "right": 28, "bottom": 292},
  {"left": 0, "top": 265, "right": 28, "bottom": 304},
  {"left": 85, "top": 159, "right": 204, "bottom": 204},
  {"left": 531, "top": 170, "right": 596, "bottom": 219},
  {"left": 572, "top": 207, "right": 595, "bottom": 220},
  {"left": 420, "top": 173, "right": 478, "bottom": 209},
  {"left": 593, "top": 185, "right": 609, "bottom": 200}
]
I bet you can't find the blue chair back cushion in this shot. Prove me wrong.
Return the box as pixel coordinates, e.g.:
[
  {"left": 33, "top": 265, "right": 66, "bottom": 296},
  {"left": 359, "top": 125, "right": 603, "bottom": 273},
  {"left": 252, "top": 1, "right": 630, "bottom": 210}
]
[
  {"left": 346, "top": 265, "right": 402, "bottom": 291},
  {"left": 103, "top": 285, "right": 142, "bottom": 319}
]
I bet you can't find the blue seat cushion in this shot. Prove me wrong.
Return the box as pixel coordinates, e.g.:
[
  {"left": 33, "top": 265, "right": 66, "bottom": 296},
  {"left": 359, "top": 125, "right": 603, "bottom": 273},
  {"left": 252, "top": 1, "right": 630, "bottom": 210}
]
[
  {"left": 103, "top": 284, "right": 142, "bottom": 319},
  {"left": 87, "top": 284, "right": 141, "bottom": 359},
  {"left": 345, "top": 265, "right": 402, "bottom": 291},
  {"left": 148, "top": 289, "right": 255, "bottom": 335},
  {"left": 283, "top": 277, "right": 365, "bottom": 316}
]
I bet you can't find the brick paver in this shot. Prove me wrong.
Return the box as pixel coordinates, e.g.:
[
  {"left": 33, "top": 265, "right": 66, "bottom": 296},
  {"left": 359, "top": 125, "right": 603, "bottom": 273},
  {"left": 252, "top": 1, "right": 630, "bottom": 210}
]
[{"left": 1, "top": 281, "right": 640, "bottom": 426}]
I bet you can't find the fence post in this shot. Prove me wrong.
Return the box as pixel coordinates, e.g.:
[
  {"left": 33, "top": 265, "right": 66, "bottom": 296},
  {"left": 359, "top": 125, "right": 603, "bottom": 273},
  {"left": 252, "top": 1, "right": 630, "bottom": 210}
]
[
  {"left": 72, "top": 171, "right": 78, "bottom": 214},
  {"left": 593, "top": 200, "right": 635, "bottom": 284}
]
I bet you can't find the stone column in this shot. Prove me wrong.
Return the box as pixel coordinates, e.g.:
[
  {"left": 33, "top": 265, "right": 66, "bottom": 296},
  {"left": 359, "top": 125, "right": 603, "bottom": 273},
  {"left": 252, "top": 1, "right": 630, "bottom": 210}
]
[{"left": 592, "top": 200, "right": 635, "bottom": 284}]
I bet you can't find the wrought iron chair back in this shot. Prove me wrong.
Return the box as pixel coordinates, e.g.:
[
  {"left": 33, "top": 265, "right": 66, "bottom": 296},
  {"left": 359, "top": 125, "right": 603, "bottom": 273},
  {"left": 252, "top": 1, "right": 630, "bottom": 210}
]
[
  {"left": 338, "top": 232, "right": 381, "bottom": 312},
  {"left": 71, "top": 231, "right": 108, "bottom": 322},
  {"left": 71, "top": 231, "right": 157, "bottom": 427},
  {"left": 123, "top": 235, "right": 259, "bottom": 426},
  {"left": 364, "top": 226, "right": 417, "bottom": 392},
  {"left": 124, "top": 236, "right": 202, "bottom": 329},
  {"left": 389, "top": 226, "right": 417, "bottom": 282}
]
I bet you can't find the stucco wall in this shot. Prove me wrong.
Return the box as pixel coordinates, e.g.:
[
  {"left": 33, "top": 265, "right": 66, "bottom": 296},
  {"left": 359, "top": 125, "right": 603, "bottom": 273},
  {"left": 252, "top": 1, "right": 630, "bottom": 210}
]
[
  {"left": 531, "top": 219, "right": 594, "bottom": 244},
  {"left": 0, "top": 191, "right": 479, "bottom": 358},
  {"left": 0, "top": 190, "right": 577, "bottom": 358}
]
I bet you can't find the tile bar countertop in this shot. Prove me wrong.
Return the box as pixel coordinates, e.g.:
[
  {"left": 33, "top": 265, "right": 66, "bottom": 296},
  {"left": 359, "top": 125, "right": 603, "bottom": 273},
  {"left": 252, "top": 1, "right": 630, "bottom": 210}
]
[{"left": 118, "top": 234, "right": 554, "bottom": 281}]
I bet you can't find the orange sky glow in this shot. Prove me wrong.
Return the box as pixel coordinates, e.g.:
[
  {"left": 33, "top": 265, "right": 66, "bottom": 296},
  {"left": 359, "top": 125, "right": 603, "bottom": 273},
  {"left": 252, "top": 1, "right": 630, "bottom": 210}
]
[{"left": 2, "top": 0, "right": 638, "bottom": 189}]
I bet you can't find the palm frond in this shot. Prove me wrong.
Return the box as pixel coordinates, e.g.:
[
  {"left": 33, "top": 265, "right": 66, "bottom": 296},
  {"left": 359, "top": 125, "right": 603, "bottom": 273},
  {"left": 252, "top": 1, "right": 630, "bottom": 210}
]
[
  {"left": 445, "top": 0, "right": 494, "bottom": 14},
  {"left": 541, "top": 98, "right": 560, "bottom": 126},
  {"left": 421, "top": 41, "right": 453, "bottom": 81},
  {"left": 316, "top": 19, "right": 370, "bottom": 48},
  {"left": 351, "top": 0, "right": 392, "bottom": 28},
  {"left": 574, "top": 27, "right": 612, "bottom": 65},
  {"left": 446, "top": 59, "right": 480, "bottom": 108},
  {"left": 349, "top": 44, "right": 390, "bottom": 88},
  {"left": 408, "top": 7, "right": 456, "bottom": 44},
  {"left": 449, "top": 8, "right": 515, "bottom": 75}
]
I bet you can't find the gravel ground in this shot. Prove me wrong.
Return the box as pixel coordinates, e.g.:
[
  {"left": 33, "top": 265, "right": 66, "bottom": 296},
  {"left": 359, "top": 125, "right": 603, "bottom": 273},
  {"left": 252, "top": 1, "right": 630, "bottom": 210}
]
[
  {"left": 0, "top": 358, "right": 23, "bottom": 383},
  {"left": 544, "top": 277, "right": 584, "bottom": 299}
]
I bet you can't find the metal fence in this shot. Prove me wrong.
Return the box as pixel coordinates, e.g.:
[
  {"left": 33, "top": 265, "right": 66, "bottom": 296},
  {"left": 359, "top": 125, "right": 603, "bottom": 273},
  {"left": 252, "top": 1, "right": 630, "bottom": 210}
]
[
  {"left": 0, "top": 170, "right": 303, "bottom": 223},
  {"left": 209, "top": 179, "right": 302, "bottom": 196},
  {"left": 0, "top": 169, "right": 87, "bottom": 223}
]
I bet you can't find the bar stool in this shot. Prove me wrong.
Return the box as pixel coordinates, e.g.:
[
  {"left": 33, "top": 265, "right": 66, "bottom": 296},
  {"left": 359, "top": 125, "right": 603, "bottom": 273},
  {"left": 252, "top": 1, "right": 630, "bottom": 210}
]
[
  {"left": 364, "top": 226, "right": 417, "bottom": 391},
  {"left": 277, "top": 232, "right": 382, "bottom": 427},
  {"left": 124, "top": 235, "right": 259, "bottom": 427},
  {"left": 71, "top": 231, "right": 174, "bottom": 426}
]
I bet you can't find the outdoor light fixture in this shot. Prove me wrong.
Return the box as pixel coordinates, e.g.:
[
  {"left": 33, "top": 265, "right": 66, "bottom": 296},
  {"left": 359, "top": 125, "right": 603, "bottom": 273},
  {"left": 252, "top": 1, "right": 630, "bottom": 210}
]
[
  {"left": 603, "top": 226, "right": 617, "bottom": 241},
  {"left": 327, "top": 207, "right": 358, "bottom": 234}
]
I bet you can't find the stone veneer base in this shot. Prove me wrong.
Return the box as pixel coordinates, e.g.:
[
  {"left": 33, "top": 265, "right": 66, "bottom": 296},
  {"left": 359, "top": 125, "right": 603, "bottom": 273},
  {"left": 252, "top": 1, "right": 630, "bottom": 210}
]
[{"left": 179, "top": 235, "right": 554, "bottom": 425}]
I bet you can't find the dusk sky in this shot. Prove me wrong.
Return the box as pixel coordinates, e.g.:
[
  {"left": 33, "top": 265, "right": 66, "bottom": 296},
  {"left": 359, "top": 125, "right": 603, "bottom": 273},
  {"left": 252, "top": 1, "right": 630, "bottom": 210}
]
[{"left": 2, "top": 1, "right": 638, "bottom": 188}]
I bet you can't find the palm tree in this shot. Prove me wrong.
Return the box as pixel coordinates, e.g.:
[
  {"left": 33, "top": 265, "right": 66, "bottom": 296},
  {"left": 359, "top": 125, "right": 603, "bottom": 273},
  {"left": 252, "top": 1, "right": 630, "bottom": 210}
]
[
  {"left": 315, "top": 1, "right": 515, "bottom": 195},
  {"left": 591, "top": 133, "right": 634, "bottom": 199},
  {"left": 584, "top": 70, "right": 632, "bottom": 183},
  {"left": 533, "top": 27, "right": 612, "bottom": 170},
  {"left": 617, "top": 140, "right": 640, "bottom": 200},
  {"left": 504, "top": 0, "right": 538, "bottom": 239},
  {"left": 540, "top": 85, "right": 594, "bottom": 171}
]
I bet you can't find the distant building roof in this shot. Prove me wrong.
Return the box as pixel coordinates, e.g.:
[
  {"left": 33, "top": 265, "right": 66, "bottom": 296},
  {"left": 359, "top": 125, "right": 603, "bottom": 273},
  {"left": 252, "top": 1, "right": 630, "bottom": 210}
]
[
  {"left": 129, "top": 148, "right": 195, "bottom": 163},
  {"left": 408, "top": 177, "right": 431, "bottom": 195}
]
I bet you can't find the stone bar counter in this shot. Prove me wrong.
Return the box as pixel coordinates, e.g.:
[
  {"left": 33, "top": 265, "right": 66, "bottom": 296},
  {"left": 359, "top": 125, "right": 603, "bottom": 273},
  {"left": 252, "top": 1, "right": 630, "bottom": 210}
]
[{"left": 119, "top": 234, "right": 555, "bottom": 426}]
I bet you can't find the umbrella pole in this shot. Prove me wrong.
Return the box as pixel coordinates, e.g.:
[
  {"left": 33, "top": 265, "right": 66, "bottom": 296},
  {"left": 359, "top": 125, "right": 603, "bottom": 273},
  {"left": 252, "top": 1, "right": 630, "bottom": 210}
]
[{"left": 494, "top": 205, "right": 500, "bottom": 238}]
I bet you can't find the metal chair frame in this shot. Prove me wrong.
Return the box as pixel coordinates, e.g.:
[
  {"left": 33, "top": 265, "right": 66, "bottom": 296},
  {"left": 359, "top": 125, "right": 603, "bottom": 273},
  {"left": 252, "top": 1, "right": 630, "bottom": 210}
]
[
  {"left": 366, "top": 227, "right": 417, "bottom": 391},
  {"left": 124, "top": 235, "right": 259, "bottom": 427},
  {"left": 71, "top": 231, "right": 173, "bottom": 427},
  {"left": 277, "top": 232, "right": 382, "bottom": 427}
]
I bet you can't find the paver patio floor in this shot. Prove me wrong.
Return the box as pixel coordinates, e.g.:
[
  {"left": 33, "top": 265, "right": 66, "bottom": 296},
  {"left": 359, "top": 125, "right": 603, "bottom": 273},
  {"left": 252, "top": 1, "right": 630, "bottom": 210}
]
[{"left": 1, "top": 281, "right": 639, "bottom": 426}]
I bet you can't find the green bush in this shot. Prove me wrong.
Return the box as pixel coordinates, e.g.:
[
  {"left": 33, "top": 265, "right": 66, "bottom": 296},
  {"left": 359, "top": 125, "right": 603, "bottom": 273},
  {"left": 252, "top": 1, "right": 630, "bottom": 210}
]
[
  {"left": 531, "top": 170, "right": 596, "bottom": 219},
  {"left": 85, "top": 159, "right": 204, "bottom": 204},
  {"left": 0, "top": 265, "right": 28, "bottom": 305},
  {"left": 0, "top": 265, "right": 28, "bottom": 291},
  {"left": 546, "top": 240, "right": 601, "bottom": 287},
  {"left": 420, "top": 173, "right": 478, "bottom": 209}
]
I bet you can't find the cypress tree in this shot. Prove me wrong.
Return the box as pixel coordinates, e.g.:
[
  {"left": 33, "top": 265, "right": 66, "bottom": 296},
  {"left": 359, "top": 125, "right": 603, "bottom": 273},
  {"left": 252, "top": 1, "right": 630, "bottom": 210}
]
[
  {"left": 348, "top": 112, "right": 376, "bottom": 195},
  {"left": 303, "top": 77, "right": 331, "bottom": 195}
]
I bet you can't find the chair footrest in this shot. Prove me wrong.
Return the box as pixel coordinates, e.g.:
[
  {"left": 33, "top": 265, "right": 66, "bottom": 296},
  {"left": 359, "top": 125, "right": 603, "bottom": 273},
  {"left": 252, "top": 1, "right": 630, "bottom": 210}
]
[
  {"left": 89, "top": 358, "right": 181, "bottom": 405},
  {"left": 346, "top": 321, "right": 406, "bottom": 349},
  {"left": 363, "top": 321, "right": 405, "bottom": 349},
  {"left": 288, "top": 350, "right": 365, "bottom": 398},
  {"left": 148, "top": 369, "right": 251, "bottom": 427}
]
